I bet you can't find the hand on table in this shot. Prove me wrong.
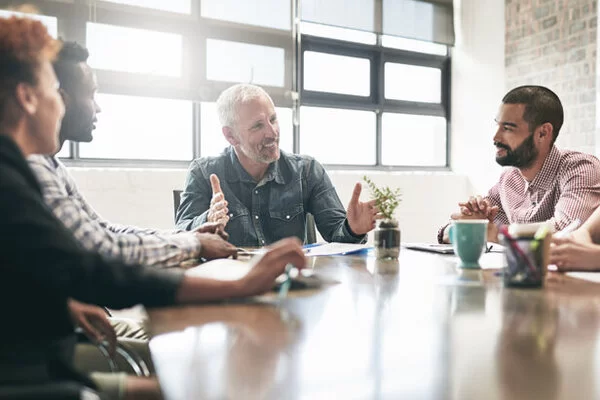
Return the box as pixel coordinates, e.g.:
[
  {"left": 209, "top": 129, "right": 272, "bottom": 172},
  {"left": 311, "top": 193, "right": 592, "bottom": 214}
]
[
  {"left": 238, "top": 238, "right": 307, "bottom": 297},
  {"left": 347, "top": 182, "right": 383, "bottom": 235},
  {"left": 68, "top": 299, "right": 116, "bottom": 357},
  {"left": 549, "top": 235, "right": 600, "bottom": 271},
  {"left": 194, "top": 221, "right": 229, "bottom": 241},
  {"left": 196, "top": 232, "right": 238, "bottom": 260}
]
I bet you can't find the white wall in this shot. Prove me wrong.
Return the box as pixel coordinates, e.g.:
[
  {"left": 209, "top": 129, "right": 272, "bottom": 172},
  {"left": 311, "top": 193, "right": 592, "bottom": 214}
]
[
  {"left": 451, "top": 0, "right": 506, "bottom": 194},
  {"left": 66, "top": 0, "right": 507, "bottom": 245}
]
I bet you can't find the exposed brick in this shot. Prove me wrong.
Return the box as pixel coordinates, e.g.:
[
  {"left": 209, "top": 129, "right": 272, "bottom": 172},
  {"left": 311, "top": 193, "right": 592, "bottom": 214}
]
[{"left": 506, "top": 0, "right": 598, "bottom": 153}]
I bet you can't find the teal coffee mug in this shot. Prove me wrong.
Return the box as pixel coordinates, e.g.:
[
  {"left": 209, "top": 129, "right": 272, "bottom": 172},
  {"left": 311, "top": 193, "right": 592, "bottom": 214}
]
[{"left": 449, "top": 219, "right": 488, "bottom": 269}]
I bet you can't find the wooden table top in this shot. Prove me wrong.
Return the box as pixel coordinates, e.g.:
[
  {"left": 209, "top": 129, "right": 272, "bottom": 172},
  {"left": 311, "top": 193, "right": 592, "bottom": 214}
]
[{"left": 148, "top": 249, "right": 600, "bottom": 400}]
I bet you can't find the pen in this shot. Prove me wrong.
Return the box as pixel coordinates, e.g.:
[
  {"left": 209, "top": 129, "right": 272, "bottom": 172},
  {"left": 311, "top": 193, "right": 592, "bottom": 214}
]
[{"left": 278, "top": 264, "right": 294, "bottom": 300}]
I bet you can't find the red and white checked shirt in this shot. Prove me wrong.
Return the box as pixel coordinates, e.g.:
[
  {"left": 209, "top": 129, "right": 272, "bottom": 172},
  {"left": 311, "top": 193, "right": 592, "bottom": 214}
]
[
  {"left": 488, "top": 146, "right": 600, "bottom": 229},
  {"left": 437, "top": 146, "right": 600, "bottom": 243}
]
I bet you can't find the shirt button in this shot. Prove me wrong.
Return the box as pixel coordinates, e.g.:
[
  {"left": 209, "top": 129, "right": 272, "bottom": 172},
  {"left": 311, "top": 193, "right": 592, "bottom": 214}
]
[
  {"left": 262, "top": 240, "right": 265, "bottom": 244},
  {"left": 229, "top": 213, "right": 233, "bottom": 217},
  {"left": 254, "top": 190, "right": 258, "bottom": 194},
  {"left": 286, "top": 215, "right": 290, "bottom": 219},
  {"left": 255, "top": 215, "right": 259, "bottom": 220}
]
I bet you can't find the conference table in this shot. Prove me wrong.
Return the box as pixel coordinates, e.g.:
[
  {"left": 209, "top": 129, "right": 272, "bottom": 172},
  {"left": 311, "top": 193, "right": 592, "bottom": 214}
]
[{"left": 147, "top": 248, "right": 600, "bottom": 400}]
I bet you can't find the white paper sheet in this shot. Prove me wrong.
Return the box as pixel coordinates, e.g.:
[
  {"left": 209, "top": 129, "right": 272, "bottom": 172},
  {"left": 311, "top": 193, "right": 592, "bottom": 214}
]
[{"left": 565, "top": 272, "right": 600, "bottom": 283}]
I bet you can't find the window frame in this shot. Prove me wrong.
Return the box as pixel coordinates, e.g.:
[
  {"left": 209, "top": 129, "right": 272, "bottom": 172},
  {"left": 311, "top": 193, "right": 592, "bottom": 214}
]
[{"left": 299, "top": 33, "right": 451, "bottom": 170}]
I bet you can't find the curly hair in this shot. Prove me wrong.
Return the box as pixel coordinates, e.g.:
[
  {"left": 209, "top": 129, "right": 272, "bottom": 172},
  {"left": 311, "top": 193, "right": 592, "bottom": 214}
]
[
  {"left": 53, "top": 41, "right": 89, "bottom": 93},
  {"left": 0, "top": 14, "right": 61, "bottom": 119}
]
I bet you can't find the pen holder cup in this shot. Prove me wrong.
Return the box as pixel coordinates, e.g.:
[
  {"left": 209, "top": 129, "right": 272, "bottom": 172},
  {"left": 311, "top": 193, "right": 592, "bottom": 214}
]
[{"left": 500, "top": 234, "right": 550, "bottom": 288}]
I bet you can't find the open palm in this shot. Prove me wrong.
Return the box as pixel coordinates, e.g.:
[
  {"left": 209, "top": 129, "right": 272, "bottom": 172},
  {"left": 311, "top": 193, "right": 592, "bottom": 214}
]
[{"left": 347, "top": 182, "right": 381, "bottom": 235}]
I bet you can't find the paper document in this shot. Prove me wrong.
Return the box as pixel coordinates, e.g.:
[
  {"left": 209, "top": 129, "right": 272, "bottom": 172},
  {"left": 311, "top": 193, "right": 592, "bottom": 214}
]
[
  {"left": 566, "top": 272, "right": 600, "bottom": 284},
  {"left": 185, "top": 258, "right": 328, "bottom": 290},
  {"left": 303, "top": 243, "right": 372, "bottom": 256}
]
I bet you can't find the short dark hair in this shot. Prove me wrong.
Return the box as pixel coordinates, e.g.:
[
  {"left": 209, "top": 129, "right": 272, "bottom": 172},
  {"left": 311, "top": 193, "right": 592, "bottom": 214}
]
[
  {"left": 53, "top": 41, "right": 89, "bottom": 93},
  {"left": 502, "top": 85, "right": 564, "bottom": 143}
]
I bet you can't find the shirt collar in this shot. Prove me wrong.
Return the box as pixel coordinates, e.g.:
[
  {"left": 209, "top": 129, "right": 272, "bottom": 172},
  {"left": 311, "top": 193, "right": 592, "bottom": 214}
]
[
  {"left": 527, "top": 145, "right": 562, "bottom": 191},
  {"left": 226, "top": 146, "right": 285, "bottom": 185}
]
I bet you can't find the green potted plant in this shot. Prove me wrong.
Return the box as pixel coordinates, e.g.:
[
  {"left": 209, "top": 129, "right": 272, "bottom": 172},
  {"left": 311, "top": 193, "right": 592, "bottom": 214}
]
[{"left": 363, "top": 176, "right": 402, "bottom": 261}]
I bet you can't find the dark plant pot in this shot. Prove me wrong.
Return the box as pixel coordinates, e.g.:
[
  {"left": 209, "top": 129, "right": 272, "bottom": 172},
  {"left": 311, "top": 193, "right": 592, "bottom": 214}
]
[{"left": 374, "top": 219, "right": 401, "bottom": 260}]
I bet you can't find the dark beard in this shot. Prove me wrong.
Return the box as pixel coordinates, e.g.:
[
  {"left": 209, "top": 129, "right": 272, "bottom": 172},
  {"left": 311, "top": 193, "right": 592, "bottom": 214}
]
[{"left": 495, "top": 132, "right": 538, "bottom": 168}]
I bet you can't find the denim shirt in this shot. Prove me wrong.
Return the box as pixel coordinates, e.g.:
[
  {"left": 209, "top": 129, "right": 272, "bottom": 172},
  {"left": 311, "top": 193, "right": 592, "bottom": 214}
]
[{"left": 175, "top": 147, "right": 365, "bottom": 247}]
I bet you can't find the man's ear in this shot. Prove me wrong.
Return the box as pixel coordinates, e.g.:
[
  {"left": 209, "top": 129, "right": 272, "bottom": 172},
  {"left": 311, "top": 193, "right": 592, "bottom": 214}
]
[
  {"left": 223, "top": 126, "right": 239, "bottom": 146},
  {"left": 538, "top": 122, "right": 553, "bottom": 143},
  {"left": 14, "top": 82, "right": 38, "bottom": 115}
]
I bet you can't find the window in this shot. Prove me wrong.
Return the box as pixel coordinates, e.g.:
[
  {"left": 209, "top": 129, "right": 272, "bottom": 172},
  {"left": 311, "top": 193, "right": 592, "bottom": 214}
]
[
  {"left": 56, "top": 142, "right": 71, "bottom": 159},
  {"left": 206, "top": 39, "right": 285, "bottom": 87},
  {"left": 99, "top": 0, "right": 192, "bottom": 14},
  {"left": 381, "top": 113, "right": 446, "bottom": 167},
  {"left": 200, "top": 103, "right": 293, "bottom": 157},
  {"left": 302, "top": 0, "right": 375, "bottom": 32},
  {"left": 301, "top": 25, "right": 450, "bottom": 168},
  {"left": 79, "top": 94, "right": 193, "bottom": 160},
  {"left": 300, "top": 107, "right": 375, "bottom": 165},
  {"left": 86, "top": 23, "right": 183, "bottom": 77},
  {"left": 303, "top": 52, "right": 370, "bottom": 96},
  {"left": 384, "top": 63, "right": 441, "bottom": 103},
  {"left": 201, "top": 0, "right": 291, "bottom": 30},
  {"left": 0, "top": 10, "right": 57, "bottom": 37}
]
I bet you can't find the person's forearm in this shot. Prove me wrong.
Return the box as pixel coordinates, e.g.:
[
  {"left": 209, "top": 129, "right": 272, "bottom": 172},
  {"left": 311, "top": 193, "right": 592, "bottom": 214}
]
[{"left": 175, "top": 276, "right": 246, "bottom": 303}]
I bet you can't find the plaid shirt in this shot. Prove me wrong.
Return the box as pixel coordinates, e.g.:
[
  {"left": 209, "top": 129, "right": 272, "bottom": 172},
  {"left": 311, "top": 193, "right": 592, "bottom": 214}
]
[
  {"left": 28, "top": 155, "right": 201, "bottom": 267},
  {"left": 438, "top": 146, "right": 600, "bottom": 243}
]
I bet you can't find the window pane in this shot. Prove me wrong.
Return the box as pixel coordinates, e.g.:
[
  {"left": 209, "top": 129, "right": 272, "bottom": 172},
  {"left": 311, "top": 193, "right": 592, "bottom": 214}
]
[
  {"left": 300, "top": 22, "right": 376, "bottom": 45},
  {"left": 0, "top": 10, "right": 57, "bottom": 37},
  {"left": 87, "top": 23, "right": 182, "bottom": 77},
  {"left": 381, "top": 35, "right": 447, "bottom": 56},
  {"left": 201, "top": 0, "right": 290, "bottom": 30},
  {"left": 382, "top": 113, "right": 446, "bottom": 167},
  {"left": 304, "top": 52, "right": 370, "bottom": 96},
  {"left": 99, "top": 0, "right": 191, "bottom": 14},
  {"left": 56, "top": 142, "right": 71, "bottom": 159},
  {"left": 200, "top": 102, "right": 293, "bottom": 157},
  {"left": 300, "top": 107, "right": 375, "bottom": 165},
  {"left": 302, "top": 0, "right": 374, "bottom": 32},
  {"left": 206, "top": 39, "right": 285, "bottom": 87},
  {"left": 79, "top": 94, "right": 193, "bottom": 160},
  {"left": 385, "top": 63, "right": 441, "bottom": 103}
]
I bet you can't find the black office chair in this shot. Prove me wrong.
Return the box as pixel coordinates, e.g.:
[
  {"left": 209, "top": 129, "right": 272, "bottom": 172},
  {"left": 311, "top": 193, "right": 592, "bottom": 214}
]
[
  {"left": 173, "top": 189, "right": 182, "bottom": 223},
  {"left": 0, "top": 382, "right": 99, "bottom": 400}
]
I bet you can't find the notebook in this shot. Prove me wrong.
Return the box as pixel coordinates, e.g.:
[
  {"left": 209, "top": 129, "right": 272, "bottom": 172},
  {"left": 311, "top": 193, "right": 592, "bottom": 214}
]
[{"left": 403, "top": 242, "right": 504, "bottom": 254}]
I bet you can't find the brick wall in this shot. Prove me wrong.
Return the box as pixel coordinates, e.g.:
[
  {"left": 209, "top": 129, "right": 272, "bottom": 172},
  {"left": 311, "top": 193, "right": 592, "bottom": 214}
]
[{"left": 505, "top": 0, "right": 597, "bottom": 154}]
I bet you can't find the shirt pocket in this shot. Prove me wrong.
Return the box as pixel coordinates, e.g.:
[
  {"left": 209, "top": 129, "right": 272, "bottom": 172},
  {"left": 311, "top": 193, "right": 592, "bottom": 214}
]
[{"left": 269, "top": 204, "right": 306, "bottom": 241}]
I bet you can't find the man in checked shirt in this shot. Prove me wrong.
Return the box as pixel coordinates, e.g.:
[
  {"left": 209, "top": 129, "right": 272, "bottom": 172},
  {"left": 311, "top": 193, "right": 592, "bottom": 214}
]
[{"left": 438, "top": 85, "right": 600, "bottom": 244}]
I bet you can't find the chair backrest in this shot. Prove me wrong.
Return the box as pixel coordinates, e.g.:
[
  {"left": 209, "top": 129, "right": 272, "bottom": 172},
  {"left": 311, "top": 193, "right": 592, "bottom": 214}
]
[
  {"left": 173, "top": 190, "right": 182, "bottom": 222},
  {"left": 305, "top": 212, "right": 317, "bottom": 244}
]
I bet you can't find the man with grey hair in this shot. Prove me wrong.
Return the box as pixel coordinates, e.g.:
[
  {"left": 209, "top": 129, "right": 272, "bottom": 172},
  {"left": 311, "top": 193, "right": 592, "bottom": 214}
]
[{"left": 176, "top": 83, "right": 381, "bottom": 247}]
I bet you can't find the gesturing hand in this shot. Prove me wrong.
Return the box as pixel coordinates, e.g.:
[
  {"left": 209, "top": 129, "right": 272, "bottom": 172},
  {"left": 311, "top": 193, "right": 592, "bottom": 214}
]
[
  {"left": 68, "top": 299, "right": 116, "bottom": 357},
  {"left": 207, "top": 174, "right": 229, "bottom": 227},
  {"left": 196, "top": 232, "right": 238, "bottom": 260},
  {"left": 549, "top": 236, "right": 600, "bottom": 271},
  {"left": 346, "top": 182, "right": 382, "bottom": 235},
  {"left": 238, "top": 238, "right": 307, "bottom": 297}
]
